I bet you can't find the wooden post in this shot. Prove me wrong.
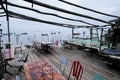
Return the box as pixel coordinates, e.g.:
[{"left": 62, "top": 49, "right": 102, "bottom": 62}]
[
  {"left": 72, "top": 28, "right": 74, "bottom": 39},
  {"left": 31, "top": 0, "right": 34, "bottom": 8},
  {"left": 6, "top": 0, "right": 11, "bottom": 48},
  {"left": 111, "top": 24, "right": 116, "bottom": 48},
  {"left": 0, "top": 29, "right": 4, "bottom": 79},
  {"left": 90, "top": 27, "right": 92, "bottom": 40},
  {"left": 99, "top": 28, "right": 103, "bottom": 54},
  {"left": 96, "top": 28, "right": 99, "bottom": 41}
]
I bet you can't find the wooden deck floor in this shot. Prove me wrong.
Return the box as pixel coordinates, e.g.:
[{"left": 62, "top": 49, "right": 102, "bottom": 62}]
[{"left": 5, "top": 47, "right": 120, "bottom": 80}]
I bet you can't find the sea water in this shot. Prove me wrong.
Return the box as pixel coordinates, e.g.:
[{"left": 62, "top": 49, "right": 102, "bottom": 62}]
[
  {"left": 2, "top": 28, "right": 100, "bottom": 47},
  {"left": 2, "top": 31, "right": 72, "bottom": 47}
]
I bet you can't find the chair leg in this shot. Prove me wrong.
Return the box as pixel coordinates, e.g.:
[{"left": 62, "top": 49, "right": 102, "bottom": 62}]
[
  {"left": 5, "top": 70, "right": 13, "bottom": 75},
  {"left": 15, "top": 66, "right": 24, "bottom": 75}
]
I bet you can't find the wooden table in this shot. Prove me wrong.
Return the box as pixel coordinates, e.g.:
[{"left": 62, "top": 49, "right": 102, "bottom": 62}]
[
  {"left": 24, "top": 61, "right": 66, "bottom": 80},
  {"left": 40, "top": 41, "right": 54, "bottom": 53},
  {"left": 40, "top": 41, "right": 53, "bottom": 45}
]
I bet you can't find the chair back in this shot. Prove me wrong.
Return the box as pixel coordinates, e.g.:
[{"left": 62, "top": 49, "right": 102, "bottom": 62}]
[
  {"left": 33, "top": 41, "right": 37, "bottom": 49},
  {"left": 68, "top": 61, "right": 83, "bottom": 80},
  {"left": 54, "top": 40, "right": 59, "bottom": 49},
  {"left": 16, "top": 50, "right": 29, "bottom": 67},
  {"left": 41, "top": 33, "right": 49, "bottom": 41},
  {"left": 59, "top": 55, "right": 67, "bottom": 75},
  {"left": 14, "top": 47, "right": 22, "bottom": 55},
  {"left": 93, "top": 73, "right": 107, "bottom": 80},
  {"left": 55, "top": 40, "right": 59, "bottom": 47},
  {"left": 24, "top": 52, "right": 29, "bottom": 63}
]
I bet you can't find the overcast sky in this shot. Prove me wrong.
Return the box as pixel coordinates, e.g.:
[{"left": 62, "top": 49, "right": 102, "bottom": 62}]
[{"left": 0, "top": 0, "right": 120, "bottom": 33}]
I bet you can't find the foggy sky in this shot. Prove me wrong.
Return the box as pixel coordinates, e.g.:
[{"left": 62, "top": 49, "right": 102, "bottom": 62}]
[{"left": 0, "top": 0, "right": 120, "bottom": 33}]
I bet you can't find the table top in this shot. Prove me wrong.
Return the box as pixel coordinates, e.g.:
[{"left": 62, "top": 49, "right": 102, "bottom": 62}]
[
  {"left": 40, "top": 41, "right": 54, "bottom": 45},
  {"left": 24, "top": 61, "right": 66, "bottom": 80},
  {"left": 102, "top": 49, "right": 120, "bottom": 55},
  {"left": 1, "top": 42, "right": 12, "bottom": 45}
]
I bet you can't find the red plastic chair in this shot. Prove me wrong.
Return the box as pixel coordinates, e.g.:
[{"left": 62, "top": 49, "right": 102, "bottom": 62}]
[
  {"left": 54, "top": 40, "right": 59, "bottom": 49},
  {"left": 50, "top": 40, "right": 59, "bottom": 54},
  {"left": 33, "top": 41, "right": 42, "bottom": 52},
  {"left": 33, "top": 41, "right": 37, "bottom": 47},
  {"left": 68, "top": 61, "right": 83, "bottom": 80}
]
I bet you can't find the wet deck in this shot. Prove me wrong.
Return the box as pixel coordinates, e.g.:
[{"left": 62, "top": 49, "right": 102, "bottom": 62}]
[{"left": 5, "top": 47, "right": 120, "bottom": 80}]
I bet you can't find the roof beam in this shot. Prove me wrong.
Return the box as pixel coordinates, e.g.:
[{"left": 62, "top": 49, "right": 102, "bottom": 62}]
[
  {"left": 9, "top": 10, "right": 92, "bottom": 28},
  {"left": 2, "top": 1, "right": 96, "bottom": 26},
  {"left": 0, "top": 14, "right": 6, "bottom": 17},
  {"left": 0, "top": 0, "right": 9, "bottom": 20},
  {"left": 24, "top": 0, "right": 111, "bottom": 24},
  {"left": 0, "top": 12, "right": 5, "bottom": 14},
  {"left": 59, "top": 0, "right": 120, "bottom": 18}
]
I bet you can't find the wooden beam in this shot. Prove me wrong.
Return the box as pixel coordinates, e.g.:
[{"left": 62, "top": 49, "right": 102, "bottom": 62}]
[
  {"left": 99, "top": 28, "right": 103, "bottom": 54},
  {"left": 0, "top": 12, "right": 5, "bottom": 14},
  {"left": 8, "top": 10, "right": 84, "bottom": 28},
  {"left": 59, "top": 0, "right": 120, "bottom": 18},
  {"left": 0, "top": 14, "right": 6, "bottom": 17},
  {"left": 3, "top": 1, "right": 96, "bottom": 26},
  {"left": 24, "top": 0, "right": 111, "bottom": 24}
]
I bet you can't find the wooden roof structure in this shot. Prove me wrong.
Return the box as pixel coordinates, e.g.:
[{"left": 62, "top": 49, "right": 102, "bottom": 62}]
[
  {"left": 1, "top": 0, "right": 120, "bottom": 27},
  {"left": 0, "top": 0, "right": 120, "bottom": 42}
]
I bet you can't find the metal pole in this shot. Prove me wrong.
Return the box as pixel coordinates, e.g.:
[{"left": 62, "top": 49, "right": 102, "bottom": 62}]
[
  {"left": 0, "top": 29, "right": 4, "bottom": 79},
  {"left": 5, "top": 0, "right": 11, "bottom": 48},
  {"left": 90, "top": 27, "right": 92, "bottom": 40},
  {"left": 99, "top": 28, "right": 103, "bottom": 54},
  {"left": 72, "top": 28, "right": 74, "bottom": 39},
  {"left": 7, "top": 21, "right": 10, "bottom": 43}
]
